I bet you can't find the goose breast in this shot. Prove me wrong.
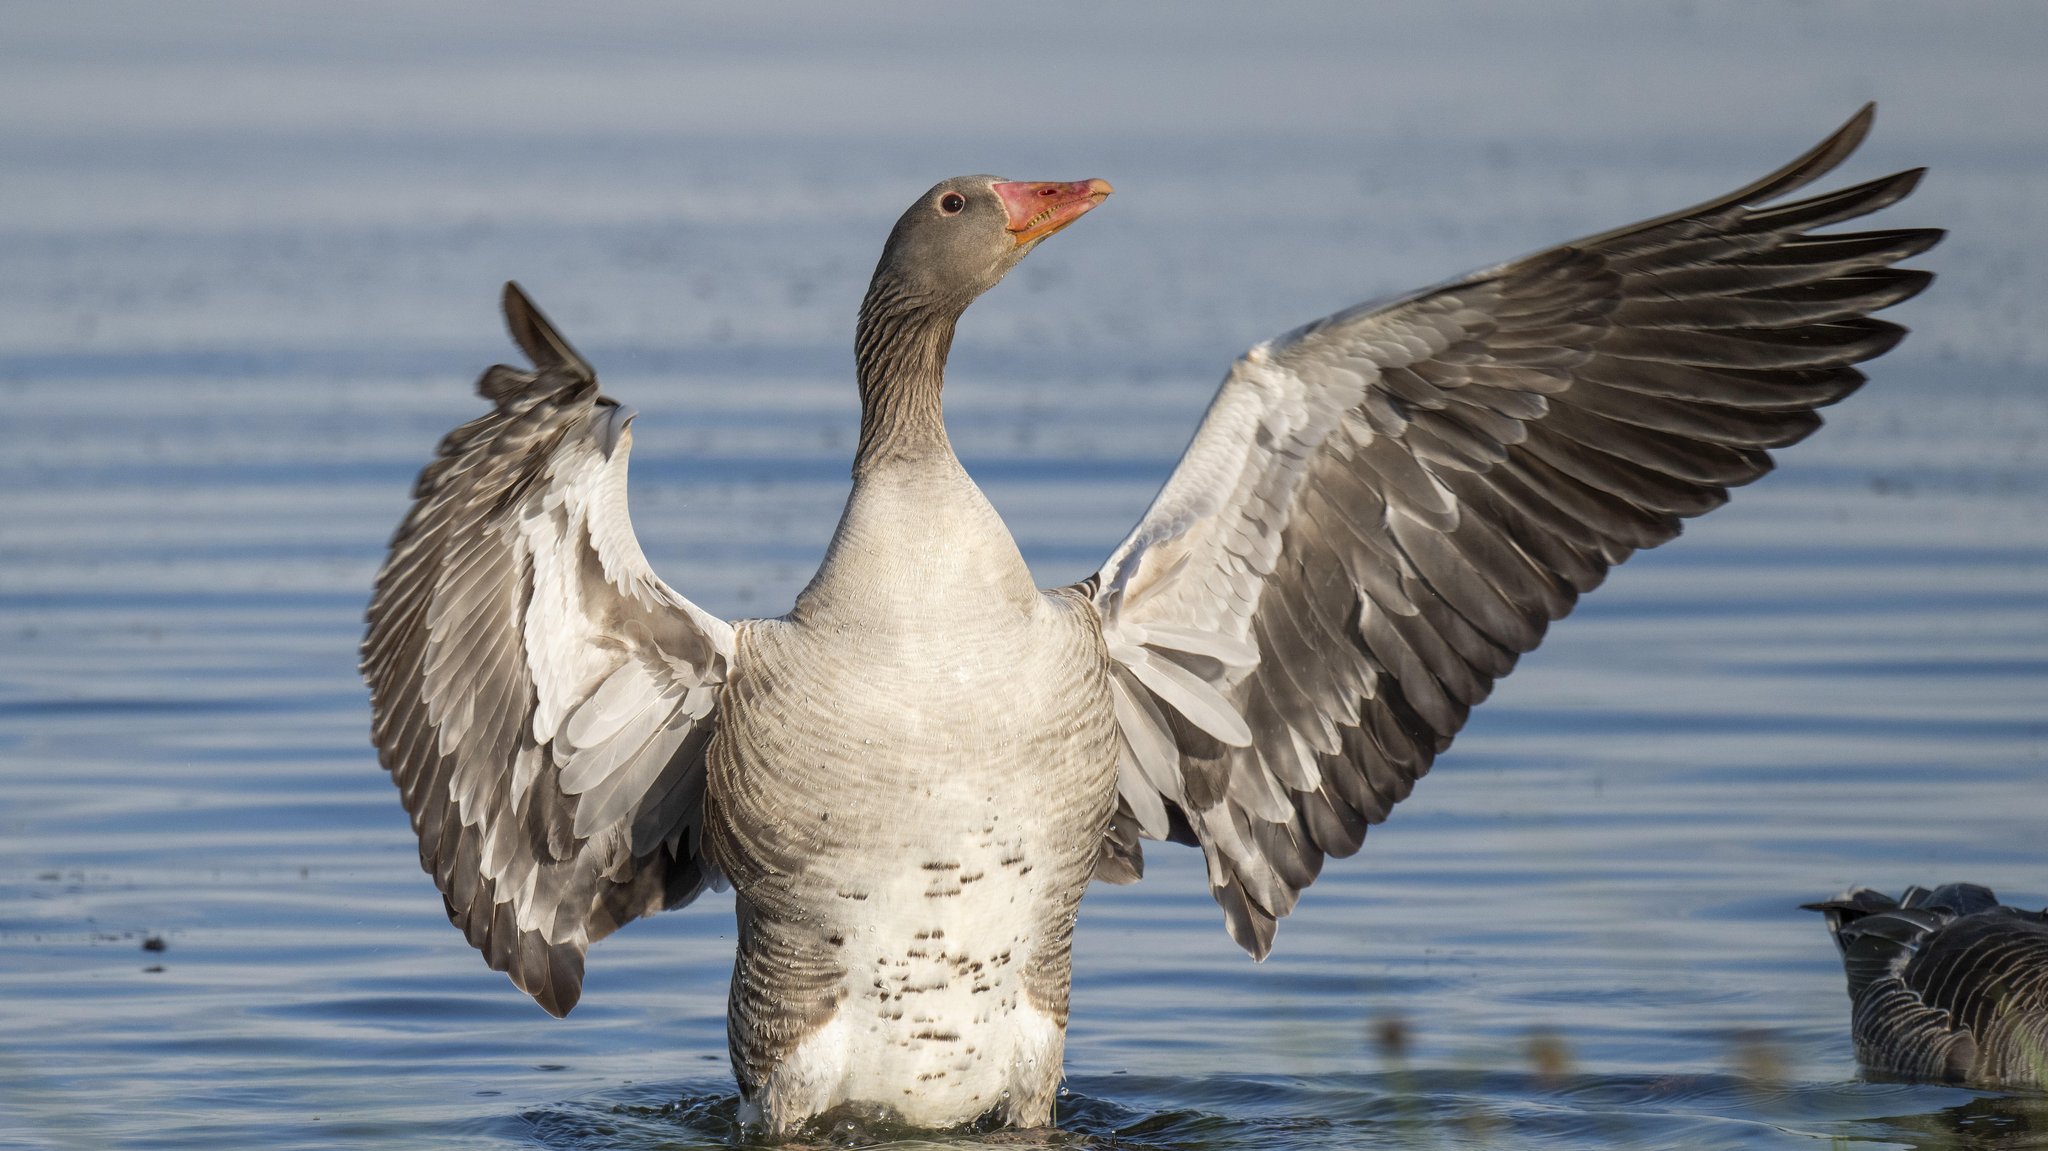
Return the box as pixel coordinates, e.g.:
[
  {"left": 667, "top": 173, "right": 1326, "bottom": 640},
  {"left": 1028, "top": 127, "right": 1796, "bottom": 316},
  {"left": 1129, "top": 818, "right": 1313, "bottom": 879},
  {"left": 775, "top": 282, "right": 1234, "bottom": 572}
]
[{"left": 703, "top": 457, "right": 1119, "bottom": 1128}]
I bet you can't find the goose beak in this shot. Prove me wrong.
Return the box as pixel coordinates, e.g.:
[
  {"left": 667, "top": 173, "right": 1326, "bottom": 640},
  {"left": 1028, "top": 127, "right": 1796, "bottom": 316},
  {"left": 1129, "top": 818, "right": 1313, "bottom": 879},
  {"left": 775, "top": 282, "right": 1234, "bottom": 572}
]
[{"left": 993, "top": 178, "right": 1113, "bottom": 246}]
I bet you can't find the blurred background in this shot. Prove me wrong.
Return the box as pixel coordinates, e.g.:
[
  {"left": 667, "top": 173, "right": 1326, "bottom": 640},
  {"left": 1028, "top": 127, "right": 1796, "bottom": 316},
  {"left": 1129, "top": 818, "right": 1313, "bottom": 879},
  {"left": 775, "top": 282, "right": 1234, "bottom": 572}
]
[{"left": 1, "top": 3, "right": 2044, "bottom": 1148}]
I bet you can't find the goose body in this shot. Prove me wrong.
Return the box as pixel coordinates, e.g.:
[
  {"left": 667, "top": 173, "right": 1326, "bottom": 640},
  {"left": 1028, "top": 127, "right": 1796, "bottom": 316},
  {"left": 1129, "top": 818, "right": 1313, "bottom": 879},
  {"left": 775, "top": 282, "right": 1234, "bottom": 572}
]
[
  {"left": 706, "top": 455, "right": 1116, "bottom": 1125},
  {"left": 363, "top": 108, "right": 1939, "bottom": 1132},
  {"left": 1809, "top": 885, "right": 2048, "bottom": 1090}
]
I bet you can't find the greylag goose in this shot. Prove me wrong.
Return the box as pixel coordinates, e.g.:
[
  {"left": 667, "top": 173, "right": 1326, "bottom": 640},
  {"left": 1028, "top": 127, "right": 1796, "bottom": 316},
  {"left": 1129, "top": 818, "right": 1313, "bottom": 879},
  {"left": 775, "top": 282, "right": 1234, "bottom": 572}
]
[
  {"left": 1808, "top": 885, "right": 2048, "bottom": 1090},
  {"left": 362, "top": 105, "right": 1938, "bottom": 1131}
]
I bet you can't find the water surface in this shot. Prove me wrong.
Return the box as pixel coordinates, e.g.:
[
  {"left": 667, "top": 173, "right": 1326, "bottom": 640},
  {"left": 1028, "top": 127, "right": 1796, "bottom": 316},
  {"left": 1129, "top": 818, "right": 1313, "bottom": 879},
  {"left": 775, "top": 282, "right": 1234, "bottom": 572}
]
[{"left": 2, "top": 4, "right": 2046, "bottom": 1148}]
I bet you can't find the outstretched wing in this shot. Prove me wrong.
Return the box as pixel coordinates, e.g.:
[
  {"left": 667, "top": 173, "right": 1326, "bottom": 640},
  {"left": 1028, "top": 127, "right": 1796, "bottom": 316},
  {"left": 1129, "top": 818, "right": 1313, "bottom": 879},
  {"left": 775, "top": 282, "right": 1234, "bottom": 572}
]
[
  {"left": 361, "top": 282, "right": 734, "bottom": 1015},
  {"left": 1080, "top": 105, "right": 1942, "bottom": 954}
]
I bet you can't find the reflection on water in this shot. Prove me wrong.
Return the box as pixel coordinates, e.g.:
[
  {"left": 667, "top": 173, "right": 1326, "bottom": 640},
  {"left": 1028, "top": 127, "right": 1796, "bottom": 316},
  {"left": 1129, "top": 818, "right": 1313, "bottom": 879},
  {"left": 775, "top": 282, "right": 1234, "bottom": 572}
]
[{"left": 2, "top": 2, "right": 2046, "bottom": 1149}]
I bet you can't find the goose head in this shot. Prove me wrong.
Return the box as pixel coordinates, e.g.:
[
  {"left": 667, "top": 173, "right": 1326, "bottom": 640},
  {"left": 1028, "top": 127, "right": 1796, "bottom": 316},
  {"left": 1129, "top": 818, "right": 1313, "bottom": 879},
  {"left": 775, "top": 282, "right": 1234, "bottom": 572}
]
[{"left": 868, "top": 176, "right": 1113, "bottom": 314}]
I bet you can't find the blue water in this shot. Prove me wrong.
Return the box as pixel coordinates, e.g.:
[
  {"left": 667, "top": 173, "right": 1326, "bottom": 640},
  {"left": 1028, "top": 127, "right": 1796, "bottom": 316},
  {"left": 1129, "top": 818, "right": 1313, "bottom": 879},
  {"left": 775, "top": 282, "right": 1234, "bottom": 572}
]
[{"left": 3, "top": 3, "right": 2047, "bottom": 1148}]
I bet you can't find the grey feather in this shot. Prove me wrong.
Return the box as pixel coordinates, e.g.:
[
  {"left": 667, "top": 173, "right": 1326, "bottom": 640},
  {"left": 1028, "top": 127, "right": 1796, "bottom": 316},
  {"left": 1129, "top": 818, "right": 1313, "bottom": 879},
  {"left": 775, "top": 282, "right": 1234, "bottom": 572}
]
[
  {"left": 1808, "top": 884, "right": 2048, "bottom": 1090},
  {"left": 362, "top": 282, "right": 734, "bottom": 1017},
  {"left": 1081, "top": 105, "right": 1939, "bottom": 958}
]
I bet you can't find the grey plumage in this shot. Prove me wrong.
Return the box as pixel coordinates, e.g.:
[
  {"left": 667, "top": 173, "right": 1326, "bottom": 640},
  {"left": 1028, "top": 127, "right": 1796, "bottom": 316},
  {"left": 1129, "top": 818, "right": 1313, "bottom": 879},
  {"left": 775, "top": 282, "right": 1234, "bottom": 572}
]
[
  {"left": 362, "top": 283, "right": 732, "bottom": 1018},
  {"left": 362, "top": 112, "right": 1937, "bottom": 1132},
  {"left": 1808, "top": 885, "right": 2048, "bottom": 1089},
  {"left": 1079, "top": 103, "right": 1939, "bottom": 956}
]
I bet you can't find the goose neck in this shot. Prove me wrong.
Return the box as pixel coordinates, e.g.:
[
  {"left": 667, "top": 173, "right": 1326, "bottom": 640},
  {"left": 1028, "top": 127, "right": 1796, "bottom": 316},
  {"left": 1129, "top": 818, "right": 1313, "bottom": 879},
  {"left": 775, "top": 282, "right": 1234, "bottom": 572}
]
[{"left": 853, "top": 284, "right": 959, "bottom": 474}]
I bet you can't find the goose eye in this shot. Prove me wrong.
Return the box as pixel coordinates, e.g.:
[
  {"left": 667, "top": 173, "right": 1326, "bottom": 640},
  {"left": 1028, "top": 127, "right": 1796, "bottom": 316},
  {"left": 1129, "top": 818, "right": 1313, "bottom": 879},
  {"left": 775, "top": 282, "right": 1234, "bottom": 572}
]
[{"left": 939, "top": 192, "right": 966, "bottom": 215}]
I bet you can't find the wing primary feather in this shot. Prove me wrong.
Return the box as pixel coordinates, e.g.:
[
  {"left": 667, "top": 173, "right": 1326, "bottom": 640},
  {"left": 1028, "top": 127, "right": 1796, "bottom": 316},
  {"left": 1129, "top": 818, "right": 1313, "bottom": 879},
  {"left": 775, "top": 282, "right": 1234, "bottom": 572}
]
[{"left": 1079, "top": 107, "right": 1935, "bottom": 957}]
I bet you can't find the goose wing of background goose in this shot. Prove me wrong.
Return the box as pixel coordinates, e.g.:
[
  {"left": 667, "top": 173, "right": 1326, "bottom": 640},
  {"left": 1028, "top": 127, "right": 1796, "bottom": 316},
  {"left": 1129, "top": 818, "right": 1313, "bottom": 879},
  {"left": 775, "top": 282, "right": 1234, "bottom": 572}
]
[
  {"left": 362, "top": 282, "right": 733, "bottom": 1016},
  {"left": 1079, "top": 104, "right": 1941, "bottom": 955}
]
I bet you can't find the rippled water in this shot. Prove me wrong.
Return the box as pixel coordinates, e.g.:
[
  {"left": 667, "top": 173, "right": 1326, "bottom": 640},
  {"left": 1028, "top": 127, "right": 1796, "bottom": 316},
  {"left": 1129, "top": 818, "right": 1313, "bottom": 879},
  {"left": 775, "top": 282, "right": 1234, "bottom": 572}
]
[{"left": 3, "top": 4, "right": 2046, "bottom": 1149}]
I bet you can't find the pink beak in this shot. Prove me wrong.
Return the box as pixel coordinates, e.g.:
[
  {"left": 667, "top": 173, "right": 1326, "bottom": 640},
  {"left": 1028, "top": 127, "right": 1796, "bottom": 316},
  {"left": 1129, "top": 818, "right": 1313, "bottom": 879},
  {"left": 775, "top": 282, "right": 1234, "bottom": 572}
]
[{"left": 992, "top": 178, "right": 1114, "bottom": 246}]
